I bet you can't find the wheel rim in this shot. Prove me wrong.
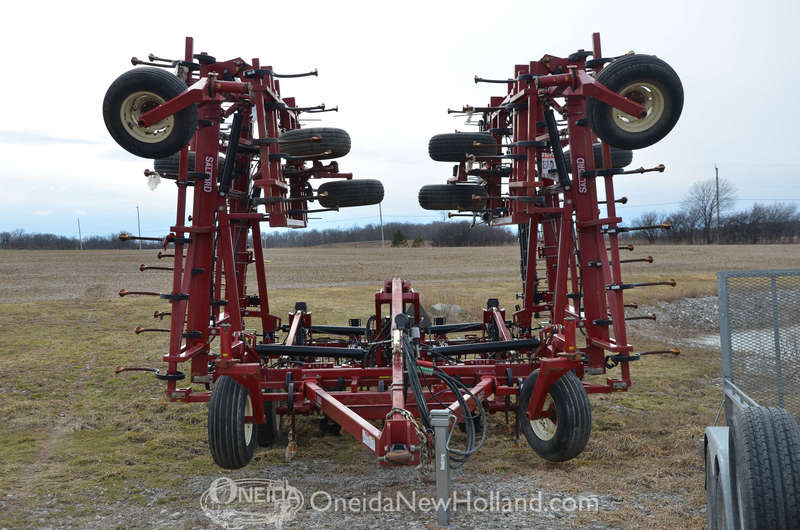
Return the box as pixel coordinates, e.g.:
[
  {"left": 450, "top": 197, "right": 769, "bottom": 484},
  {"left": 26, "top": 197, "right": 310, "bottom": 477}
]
[
  {"left": 530, "top": 394, "right": 557, "bottom": 440},
  {"left": 119, "top": 91, "right": 174, "bottom": 143},
  {"left": 243, "top": 395, "right": 253, "bottom": 445},
  {"left": 611, "top": 81, "right": 665, "bottom": 133}
]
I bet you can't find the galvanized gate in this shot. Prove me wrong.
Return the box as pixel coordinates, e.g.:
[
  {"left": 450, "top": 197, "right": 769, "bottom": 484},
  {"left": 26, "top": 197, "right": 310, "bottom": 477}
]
[{"left": 718, "top": 269, "right": 800, "bottom": 422}]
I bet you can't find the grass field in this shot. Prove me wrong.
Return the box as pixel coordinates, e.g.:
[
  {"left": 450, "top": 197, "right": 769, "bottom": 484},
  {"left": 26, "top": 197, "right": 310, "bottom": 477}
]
[{"left": 0, "top": 244, "right": 797, "bottom": 528}]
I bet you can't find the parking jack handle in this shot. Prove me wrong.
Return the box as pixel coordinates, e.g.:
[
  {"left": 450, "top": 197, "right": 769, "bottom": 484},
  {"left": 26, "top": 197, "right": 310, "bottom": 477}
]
[{"left": 431, "top": 409, "right": 452, "bottom": 526}]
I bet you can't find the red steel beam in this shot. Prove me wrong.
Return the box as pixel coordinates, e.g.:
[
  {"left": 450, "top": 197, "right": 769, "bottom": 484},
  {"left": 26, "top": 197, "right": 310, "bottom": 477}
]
[{"left": 304, "top": 380, "right": 383, "bottom": 456}]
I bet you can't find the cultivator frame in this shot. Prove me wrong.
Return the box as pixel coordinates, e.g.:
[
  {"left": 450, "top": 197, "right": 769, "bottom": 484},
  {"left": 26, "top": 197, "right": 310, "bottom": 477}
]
[{"left": 109, "top": 33, "right": 682, "bottom": 471}]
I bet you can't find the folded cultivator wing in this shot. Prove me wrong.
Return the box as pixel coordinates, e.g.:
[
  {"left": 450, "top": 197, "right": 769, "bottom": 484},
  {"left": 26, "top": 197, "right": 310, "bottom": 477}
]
[{"left": 107, "top": 34, "right": 682, "bottom": 473}]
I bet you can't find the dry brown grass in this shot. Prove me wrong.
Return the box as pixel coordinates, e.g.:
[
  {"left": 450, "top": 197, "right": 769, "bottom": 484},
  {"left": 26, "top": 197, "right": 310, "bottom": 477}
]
[{"left": 0, "top": 244, "right": 796, "bottom": 527}]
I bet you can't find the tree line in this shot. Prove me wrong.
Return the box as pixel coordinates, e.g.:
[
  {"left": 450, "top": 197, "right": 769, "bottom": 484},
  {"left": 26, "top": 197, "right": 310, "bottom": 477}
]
[
  {"left": 628, "top": 178, "right": 800, "bottom": 244},
  {"left": 263, "top": 221, "right": 516, "bottom": 247},
  {"left": 0, "top": 222, "right": 516, "bottom": 250},
  {"left": 0, "top": 230, "right": 161, "bottom": 250}
]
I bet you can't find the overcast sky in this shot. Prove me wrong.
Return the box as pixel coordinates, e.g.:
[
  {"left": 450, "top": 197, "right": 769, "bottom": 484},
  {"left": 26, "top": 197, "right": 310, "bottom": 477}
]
[{"left": 1, "top": 0, "right": 798, "bottom": 239}]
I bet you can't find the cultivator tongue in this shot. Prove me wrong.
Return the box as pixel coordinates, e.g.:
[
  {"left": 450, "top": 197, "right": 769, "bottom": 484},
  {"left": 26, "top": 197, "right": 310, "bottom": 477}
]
[{"left": 105, "top": 32, "right": 683, "bottom": 483}]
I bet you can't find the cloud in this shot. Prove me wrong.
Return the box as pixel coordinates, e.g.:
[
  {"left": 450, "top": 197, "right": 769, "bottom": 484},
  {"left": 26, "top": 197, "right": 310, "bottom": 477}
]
[
  {"left": 73, "top": 209, "right": 88, "bottom": 216},
  {"left": 0, "top": 130, "right": 100, "bottom": 145},
  {"left": 32, "top": 209, "right": 52, "bottom": 216}
]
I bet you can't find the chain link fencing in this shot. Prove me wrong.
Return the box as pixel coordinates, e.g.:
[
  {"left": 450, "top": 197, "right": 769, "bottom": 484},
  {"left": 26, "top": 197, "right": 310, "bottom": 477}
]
[{"left": 718, "top": 269, "right": 800, "bottom": 422}]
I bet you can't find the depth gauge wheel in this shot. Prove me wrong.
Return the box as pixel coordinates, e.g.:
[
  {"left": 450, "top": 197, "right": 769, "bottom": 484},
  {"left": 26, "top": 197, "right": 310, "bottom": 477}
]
[
  {"left": 517, "top": 370, "right": 591, "bottom": 462},
  {"left": 586, "top": 55, "right": 683, "bottom": 150},
  {"left": 279, "top": 127, "right": 351, "bottom": 160},
  {"left": 418, "top": 184, "right": 488, "bottom": 211},
  {"left": 318, "top": 179, "right": 384, "bottom": 208},
  {"left": 103, "top": 67, "right": 198, "bottom": 159},
  {"left": 208, "top": 376, "right": 256, "bottom": 469},
  {"left": 154, "top": 152, "right": 226, "bottom": 177},
  {"left": 428, "top": 132, "right": 498, "bottom": 162}
]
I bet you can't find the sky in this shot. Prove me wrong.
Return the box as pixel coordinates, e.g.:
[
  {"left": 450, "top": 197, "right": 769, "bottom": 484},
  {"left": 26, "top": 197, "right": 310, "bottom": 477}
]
[{"left": 1, "top": 0, "right": 799, "bottom": 239}]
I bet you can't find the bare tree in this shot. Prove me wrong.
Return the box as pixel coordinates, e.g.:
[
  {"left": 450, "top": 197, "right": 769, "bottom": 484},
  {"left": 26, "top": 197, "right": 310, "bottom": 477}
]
[
  {"left": 682, "top": 177, "right": 737, "bottom": 244},
  {"left": 631, "top": 211, "right": 664, "bottom": 243}
]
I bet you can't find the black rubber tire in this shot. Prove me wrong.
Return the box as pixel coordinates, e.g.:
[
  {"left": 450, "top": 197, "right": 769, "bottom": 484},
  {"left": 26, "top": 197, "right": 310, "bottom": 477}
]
[
  {"left": 154, "top": 152, "right": 195, "bottom": 176},
  {"left": 586, "top": 55, "right": 683, "bottom": 150},
  {"left": 318, "top": 179, "right": 383, "bottom": 208},
  {"left": 208, "top": 376, "right": 256, "bottom": 469},
  {"left": 279, "top": 127, "right": 351, "bottom": 160},
  {"left": 428, "top": 133, "right": 498, "bottom": 162},
  {"left": 418, "top": 184, "right": 488, "bottom": 211},
  {"left": 732, "top": 406, "right": 800, "bottom": 529},
  {"left": 563, "top": 144, "right": 633, "bottom": 173},
  {"left": 103, "top": 67, "right": 198, "bottom": 159},
  {"left": 256, "top": 397, "right": 279, "bottom": 447},
  {"left": 517, "top": 370, "right": 591, "bottom": 462}
]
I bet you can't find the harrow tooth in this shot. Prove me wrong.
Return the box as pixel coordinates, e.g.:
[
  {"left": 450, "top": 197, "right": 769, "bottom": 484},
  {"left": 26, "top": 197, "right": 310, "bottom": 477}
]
[
  {"left": 139, "top": 264, "right": 174, "bottom": 272},
  {"left": 624, "top": 314, "right": 657, "bottom": 321},
  {"left": 119, "top": 233, "right": 162, "bottom": 242},
  {"left": 619, "top": 256, "right": 653, "bottom": 264},
  {"left": 621, "top": 163, "right": 666, "bottom": 175},
  {"left": 134, "top": 326, "right": 170, "bottom": 334},
  {"left": 118, "top": 289, "right": 160, "bottom": 297},
  {"left": 638, "top": 348, "right": 680, "bottom": 357},
  {"left": 606, "top": 279, "right": 676, "bottom": 291}
]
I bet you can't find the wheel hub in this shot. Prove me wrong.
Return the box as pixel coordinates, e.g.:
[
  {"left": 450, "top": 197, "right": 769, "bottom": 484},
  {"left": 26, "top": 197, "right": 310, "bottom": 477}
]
[
  {"left": 611, "top": 81, "right": 665, "bottom": 134},
  {"left": 119, "top": 91, "right": 174, "bottom": 143},
  {"left": 530, "top": 394, "right": 557, "bottom": 441},
  {"left": 244, "top": 395, "right": 253, "bottom": 445}
]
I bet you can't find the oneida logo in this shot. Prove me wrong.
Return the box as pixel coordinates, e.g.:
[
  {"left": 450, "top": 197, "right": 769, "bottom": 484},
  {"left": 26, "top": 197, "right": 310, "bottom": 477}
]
[{"left": 200, "top": 477, "right": 304, "bottom": 528}]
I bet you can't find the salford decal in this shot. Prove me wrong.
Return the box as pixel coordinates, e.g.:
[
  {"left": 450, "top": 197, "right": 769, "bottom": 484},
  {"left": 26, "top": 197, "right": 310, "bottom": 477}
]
[
  {"left": 203, "top": 155, "right": 214, "bottom": 193},
  {"left": 576, "top": 156, "right": 587, "bottom": 194}
]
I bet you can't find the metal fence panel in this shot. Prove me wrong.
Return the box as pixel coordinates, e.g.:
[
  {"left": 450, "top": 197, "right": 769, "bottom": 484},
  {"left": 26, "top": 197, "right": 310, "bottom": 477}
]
[{"left": 718, "top": 269, "right": 800, "bottom": 421}]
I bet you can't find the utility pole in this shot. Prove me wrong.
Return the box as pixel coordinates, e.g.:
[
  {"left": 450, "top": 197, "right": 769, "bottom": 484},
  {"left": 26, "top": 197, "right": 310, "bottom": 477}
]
[
  {"left": 77, "top": 217, "right": 83, "bottom": 250},
  {"left": 378, "top": 203, "right": 385, "bottom": 249},
  {"left": 715, "top": 165, "right": 720, "bottom": 244},
  {"left": 136, "top": 206, "right": 142, "bottom": 250}
]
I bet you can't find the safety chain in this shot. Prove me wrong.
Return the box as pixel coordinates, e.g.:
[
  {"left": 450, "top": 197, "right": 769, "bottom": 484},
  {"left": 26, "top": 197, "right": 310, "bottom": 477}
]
[{"left": 385, "top": 407, "right": 432, "bottom": 469}]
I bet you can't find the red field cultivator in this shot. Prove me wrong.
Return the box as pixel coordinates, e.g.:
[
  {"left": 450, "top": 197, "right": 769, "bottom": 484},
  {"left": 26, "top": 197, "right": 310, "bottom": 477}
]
[{"left": 106, "top": 34, "right": 682, "bottom": 473}]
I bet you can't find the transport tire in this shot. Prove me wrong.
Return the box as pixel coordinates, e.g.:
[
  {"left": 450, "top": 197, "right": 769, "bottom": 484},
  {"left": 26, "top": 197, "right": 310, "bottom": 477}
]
[
  {"left": 103, "top": 67, "right": 198, "bottom": 159},
  {"left": 256, "top": 396, "right": 279, "bottom": 447},
  {"left": 418, "top": 184, "right": 488, "bottom": 211},
  {"left": 563, "top": 144, "right": 633, "bottom": 173},
  {"left": 318, "top": 179, "right": 384, "bottom": 208},
  {"left": 586, "top": 55, "right": 683, "bottom": 150},
  {"left": 278, "top": 127, "right": 351, "bottom": 160},
  {"left": 732, "top": 406, "right": 800, "bottom": 529},
  {"left": 208, "top": 376, "right": 256, "bottom": 469},
  {"left": 428, "top": 132, "right": 498, "bottom": 162},
  {"left": 518, "top": 370, "right": 591, "bottom": 462},
  {"left": 154, "top": 153, "right": 226, "bottom": 177}
]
